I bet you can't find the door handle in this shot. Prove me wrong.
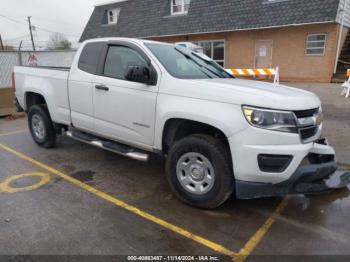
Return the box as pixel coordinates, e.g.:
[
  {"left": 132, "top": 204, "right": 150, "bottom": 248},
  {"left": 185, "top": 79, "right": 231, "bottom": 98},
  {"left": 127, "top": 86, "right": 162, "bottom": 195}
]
[{"left": 95, "top": 84, "right": 109, "bottom": 91}]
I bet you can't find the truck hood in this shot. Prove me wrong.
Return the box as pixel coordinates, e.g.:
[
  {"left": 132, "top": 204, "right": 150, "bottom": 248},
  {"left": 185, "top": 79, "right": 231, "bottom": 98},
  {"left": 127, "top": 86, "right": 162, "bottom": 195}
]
[{"left": 174, "top": 78, "right": 321, "bottom": 110}]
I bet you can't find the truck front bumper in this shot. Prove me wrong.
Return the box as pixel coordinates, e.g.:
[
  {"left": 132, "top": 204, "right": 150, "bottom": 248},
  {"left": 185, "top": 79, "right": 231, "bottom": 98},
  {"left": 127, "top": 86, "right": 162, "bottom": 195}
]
[
  {"left": 235, "top": 155, "right": 337, "bottom": 199},
  {"left": 228, "top": 127, "right": 349, "bottom": 199}
]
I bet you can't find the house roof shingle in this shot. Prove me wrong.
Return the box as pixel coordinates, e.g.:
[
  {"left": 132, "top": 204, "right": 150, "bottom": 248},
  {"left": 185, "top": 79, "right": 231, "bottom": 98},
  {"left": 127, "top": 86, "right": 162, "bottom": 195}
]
[{"left": 80, "top": 0, "right": 340, "bottom": 42}]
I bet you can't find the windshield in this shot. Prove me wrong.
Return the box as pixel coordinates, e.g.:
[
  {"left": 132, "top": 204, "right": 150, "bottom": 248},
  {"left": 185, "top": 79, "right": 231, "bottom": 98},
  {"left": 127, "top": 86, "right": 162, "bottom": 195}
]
[{"left": 145, "top": 43, "right": 234, "bottom": 80}]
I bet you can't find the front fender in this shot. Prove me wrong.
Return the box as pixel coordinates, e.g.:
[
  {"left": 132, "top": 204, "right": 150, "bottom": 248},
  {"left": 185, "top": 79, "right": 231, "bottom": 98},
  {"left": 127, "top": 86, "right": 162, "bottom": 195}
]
[{"left": 153, "top": 94, "right": 248, "bottom": 150}]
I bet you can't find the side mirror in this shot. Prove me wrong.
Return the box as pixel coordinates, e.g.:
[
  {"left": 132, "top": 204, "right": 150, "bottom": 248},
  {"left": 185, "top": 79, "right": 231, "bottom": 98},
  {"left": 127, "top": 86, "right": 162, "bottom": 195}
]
[{"left": 125, "top": 65, "right": 155, "bottom": 85}]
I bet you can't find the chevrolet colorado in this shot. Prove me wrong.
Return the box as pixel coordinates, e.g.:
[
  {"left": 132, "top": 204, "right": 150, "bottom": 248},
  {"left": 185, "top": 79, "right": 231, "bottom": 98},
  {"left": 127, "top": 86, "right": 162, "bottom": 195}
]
[{"left": 13, "top": 38, "right": 339, "bottom": 208}]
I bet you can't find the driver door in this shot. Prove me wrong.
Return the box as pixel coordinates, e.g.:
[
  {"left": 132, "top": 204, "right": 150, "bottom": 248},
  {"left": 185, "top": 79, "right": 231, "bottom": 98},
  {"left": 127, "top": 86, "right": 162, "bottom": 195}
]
[{"left": 93, "top": 43, "right": 159, "bottom": 147}]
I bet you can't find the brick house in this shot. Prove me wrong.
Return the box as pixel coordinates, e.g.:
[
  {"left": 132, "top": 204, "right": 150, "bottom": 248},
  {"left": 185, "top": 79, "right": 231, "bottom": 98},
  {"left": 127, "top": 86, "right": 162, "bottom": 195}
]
[{"left": 80, "top": 0, "right": 350, "bottom": 82}]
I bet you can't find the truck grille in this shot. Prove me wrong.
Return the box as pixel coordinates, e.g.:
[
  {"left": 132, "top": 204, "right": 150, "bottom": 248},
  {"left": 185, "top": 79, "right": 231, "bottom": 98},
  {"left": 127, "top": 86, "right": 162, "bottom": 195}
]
[
  {"left": 294, "top": 108, "right": 321, "bottom": 143},
  {"left": 299, "top": 126, "right": 318, "bottom": 141},
  {"left": 294, "top": 108, "right": 319, "bottom": 118}
]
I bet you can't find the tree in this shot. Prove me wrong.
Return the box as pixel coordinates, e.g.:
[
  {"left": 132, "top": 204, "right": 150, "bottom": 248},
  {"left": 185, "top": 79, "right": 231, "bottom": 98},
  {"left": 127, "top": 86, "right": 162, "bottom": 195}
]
[{"left": 47, "top": 33, "right": 72, "bottom": 50}]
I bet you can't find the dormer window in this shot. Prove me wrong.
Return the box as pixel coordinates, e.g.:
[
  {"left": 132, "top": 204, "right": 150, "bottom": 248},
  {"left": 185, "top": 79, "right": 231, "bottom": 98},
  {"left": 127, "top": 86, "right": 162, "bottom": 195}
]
[
  {"left": 107, "top": 8, "right": 120, "bottom": 24},
  {"left": 171, "top": 0, "right": 190, "bottom": 15}
]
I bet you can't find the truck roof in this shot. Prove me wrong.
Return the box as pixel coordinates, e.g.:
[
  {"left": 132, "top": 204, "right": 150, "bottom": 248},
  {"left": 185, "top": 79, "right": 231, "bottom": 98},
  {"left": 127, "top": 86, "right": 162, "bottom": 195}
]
[{"left": 82, "top": 37, "right": 171, "bottom": 46}]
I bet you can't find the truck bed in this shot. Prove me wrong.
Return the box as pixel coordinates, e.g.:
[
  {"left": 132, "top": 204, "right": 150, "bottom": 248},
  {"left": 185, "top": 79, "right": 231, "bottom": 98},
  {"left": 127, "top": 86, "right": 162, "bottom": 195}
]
[
  {"left": 14, "top": 66, "right": 71, "bottom": 125},
  {"left": 20, "top": 65, "right": 71, "bottom": 71}
]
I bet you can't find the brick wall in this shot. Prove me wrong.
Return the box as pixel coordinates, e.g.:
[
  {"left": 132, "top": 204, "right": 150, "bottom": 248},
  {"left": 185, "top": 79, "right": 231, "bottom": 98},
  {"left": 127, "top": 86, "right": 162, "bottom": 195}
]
[{"left": 149, "top": 23, "right": 346, "bottom": 82}]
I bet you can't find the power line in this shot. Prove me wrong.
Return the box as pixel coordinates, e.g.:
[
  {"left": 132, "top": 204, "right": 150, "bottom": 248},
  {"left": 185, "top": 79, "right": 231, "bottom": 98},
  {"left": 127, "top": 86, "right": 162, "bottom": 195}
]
[
  {"left": 3, "top": 34, "right": 30, "bottom": 41},
  {"left": 0, "top": 13, "right": 80, "bottom": 38},
  {"left": 34, "top": 25, "right": 80, "bottom": 38},
  {"left": 0, "top": 14, "right": 27, "bottom": 25},
  {"left": 32, "top": 16, "right": 84, "bottom": 28}
]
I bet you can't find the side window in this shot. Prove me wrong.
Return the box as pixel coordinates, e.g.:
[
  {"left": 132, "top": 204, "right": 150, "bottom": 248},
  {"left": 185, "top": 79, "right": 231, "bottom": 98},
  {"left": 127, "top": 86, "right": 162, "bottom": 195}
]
[
  {"left": 306, "top": 34, "right": 326, "bottom": 56},
  {"left": 78, "top": 42, "right": 104, "bottom": 74},
  {"left": 108, "top": 8, "right": 120, "bottom": 24},
  {"left": 171, "top": 0, "right": 190, "bottom": 15},
  {"left": 194, "top": 41, "right": 225, "bottom": 66},
  {"left": 103, "top": 45, "right": 148, "bottom": 80}
]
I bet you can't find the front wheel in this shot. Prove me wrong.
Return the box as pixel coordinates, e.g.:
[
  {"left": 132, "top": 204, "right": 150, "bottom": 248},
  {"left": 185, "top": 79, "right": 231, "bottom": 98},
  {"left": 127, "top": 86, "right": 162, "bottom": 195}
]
[
  {"left": 28, "top": 105, "right": 56, "bottom": 148},
  {"left": 166, "top": 135, "right": 234, "bottom": 209}
]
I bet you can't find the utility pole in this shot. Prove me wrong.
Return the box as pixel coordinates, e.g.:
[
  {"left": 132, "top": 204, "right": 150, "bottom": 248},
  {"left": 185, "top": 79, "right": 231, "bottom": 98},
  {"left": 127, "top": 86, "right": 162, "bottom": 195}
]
[
  {"left": 334, "top": 9, "right": 345, "bottom": 74},
  {"left": 0, "top": 34, "right": 4, "bottom": 51},
  {"left": 18, "top": 40, "right": 23, "bottom": 65},
  {"left": 28, "top": 16, "right": 36, "bottom": 51}
]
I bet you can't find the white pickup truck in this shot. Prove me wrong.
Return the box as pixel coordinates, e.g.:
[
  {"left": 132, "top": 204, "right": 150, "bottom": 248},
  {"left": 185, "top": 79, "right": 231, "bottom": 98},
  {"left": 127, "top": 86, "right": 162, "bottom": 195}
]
[{"left": 13, "top": 38, "right": 340, "bottom": 208}]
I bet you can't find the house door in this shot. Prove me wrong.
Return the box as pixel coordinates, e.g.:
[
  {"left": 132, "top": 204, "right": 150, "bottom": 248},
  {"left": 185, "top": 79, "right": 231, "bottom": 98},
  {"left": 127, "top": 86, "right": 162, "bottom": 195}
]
[{"left": 255, "top": 40, "right": 273, "bottom": 68}]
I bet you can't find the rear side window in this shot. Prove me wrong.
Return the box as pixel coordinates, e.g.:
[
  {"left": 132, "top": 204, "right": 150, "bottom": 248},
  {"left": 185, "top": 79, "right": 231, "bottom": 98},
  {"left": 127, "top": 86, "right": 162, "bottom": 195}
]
[{"left": 78, "top": 42, "right": 104, "bottom": 74}]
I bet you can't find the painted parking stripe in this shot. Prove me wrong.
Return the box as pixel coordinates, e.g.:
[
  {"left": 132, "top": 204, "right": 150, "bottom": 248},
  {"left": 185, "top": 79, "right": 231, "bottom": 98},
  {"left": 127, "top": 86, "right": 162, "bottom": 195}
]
[
  {"left": 0, "top": 143, "right": 288, "bottom": 261},
  {"left": 0, "top": 172, "right": 50, "bottom": 193},
  {"left": 0, "top": 143, "right": 237, "bottom": 258},
  {"left": 236, "top": 198, "right": 289, "bottom": 261},
  {"left": 0, "top": 130, "right": 28, "bottom": 137}
]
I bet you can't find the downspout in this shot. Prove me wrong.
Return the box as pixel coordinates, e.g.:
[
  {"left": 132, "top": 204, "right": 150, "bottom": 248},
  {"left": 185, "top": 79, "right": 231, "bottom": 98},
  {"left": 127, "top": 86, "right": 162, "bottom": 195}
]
[{"left": 334, "top": 8, "right": 345, "bottom": 74}]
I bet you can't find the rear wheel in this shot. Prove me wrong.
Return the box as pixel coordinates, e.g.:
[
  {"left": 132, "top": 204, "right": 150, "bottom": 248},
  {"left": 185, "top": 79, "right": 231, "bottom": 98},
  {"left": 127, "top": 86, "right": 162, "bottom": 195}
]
[
  {"left": 166, "top": 134, "right": 234, "bottom": 209},
  {"left": 28, "top": 105, "right": 56, "bottom": 148}
]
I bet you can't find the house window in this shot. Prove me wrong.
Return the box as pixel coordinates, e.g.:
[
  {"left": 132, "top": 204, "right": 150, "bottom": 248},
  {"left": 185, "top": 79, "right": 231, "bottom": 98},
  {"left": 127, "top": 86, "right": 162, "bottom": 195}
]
[
  {"left": 171, "top": 0, "right": 191, "bottom": 15},
  {"left": 194, "top": 41, "right": 225, "bottom": 66},
  {"left": 107, "top": 8, "right": 120, "bottom": 24},
  {"left": 306, "top": 34, "right": 326, "bottom": 55}
]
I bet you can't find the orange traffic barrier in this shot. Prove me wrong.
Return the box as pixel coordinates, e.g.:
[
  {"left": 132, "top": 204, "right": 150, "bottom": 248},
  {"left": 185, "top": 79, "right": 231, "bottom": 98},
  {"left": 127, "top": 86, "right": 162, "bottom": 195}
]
[{"left": 226, "top": 67, "right": 280, "bottom": 84}]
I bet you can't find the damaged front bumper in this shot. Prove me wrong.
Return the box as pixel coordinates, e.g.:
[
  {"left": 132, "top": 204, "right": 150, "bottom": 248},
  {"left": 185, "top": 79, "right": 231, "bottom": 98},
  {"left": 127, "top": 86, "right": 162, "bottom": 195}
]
[{"left": 236, "top": 139, "right": 350, "bottom": 199}]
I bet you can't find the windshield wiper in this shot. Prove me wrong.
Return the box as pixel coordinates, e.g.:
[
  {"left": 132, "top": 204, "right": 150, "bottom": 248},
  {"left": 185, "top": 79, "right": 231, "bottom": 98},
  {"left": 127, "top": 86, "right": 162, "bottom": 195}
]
[
  {"left": 185, "top": 56, "right": 214, "bottom": 79},
  {"left": 175, "top": 46, "right": 231, "bottom": 78},
  {"left": 191, "top": 52, "right": 233, "bottom": 79},
  {"left": 175, "top": 47, "right": 214, "bottom": 79}
]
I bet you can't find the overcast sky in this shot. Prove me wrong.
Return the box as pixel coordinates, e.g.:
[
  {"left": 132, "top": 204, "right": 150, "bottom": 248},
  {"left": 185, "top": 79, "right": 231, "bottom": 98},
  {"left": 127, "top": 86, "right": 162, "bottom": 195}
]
[{"left": 0, "top": 0, "right": 113, "bottom": 50}]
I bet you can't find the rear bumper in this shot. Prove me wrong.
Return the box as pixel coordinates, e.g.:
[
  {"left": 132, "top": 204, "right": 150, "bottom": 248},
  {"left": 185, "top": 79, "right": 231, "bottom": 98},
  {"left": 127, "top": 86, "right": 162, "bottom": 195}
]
[{"left": 235, "top": 158, "right": 337, "bottom": 199}]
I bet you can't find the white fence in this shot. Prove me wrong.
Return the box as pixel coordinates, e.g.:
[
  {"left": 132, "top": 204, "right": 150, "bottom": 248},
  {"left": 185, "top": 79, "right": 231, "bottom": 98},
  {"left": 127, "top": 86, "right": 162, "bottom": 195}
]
[{"left": 0, "top": 50, "right": 76, "bottom": 87}]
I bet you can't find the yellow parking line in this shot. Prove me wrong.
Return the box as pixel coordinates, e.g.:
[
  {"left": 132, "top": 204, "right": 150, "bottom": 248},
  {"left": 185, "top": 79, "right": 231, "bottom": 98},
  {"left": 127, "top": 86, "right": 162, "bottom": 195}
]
[
  {"left": 0, "top": 143, "right": 238, "bottom": 258},
  {"left": 0, "top": 172, "right": 50, "bottom": 193},
  {"left": 0, "top": 130, "right": 28, "bottom": 137},
  {"left": 0, "top": 143, "right": 288, "bottom": 260},
  {"left": 235, "top": 198, "right": 289, "bottom": 262}
]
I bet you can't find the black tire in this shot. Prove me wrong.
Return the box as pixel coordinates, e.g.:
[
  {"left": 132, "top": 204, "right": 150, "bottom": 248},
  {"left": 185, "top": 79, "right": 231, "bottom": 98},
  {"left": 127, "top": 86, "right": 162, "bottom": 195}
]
[
  {"left": 28, "top": 105, "right": 56, "bottom": 148},
  {"left": 166, "top": 134, "right": 234, "bottom": 209}
]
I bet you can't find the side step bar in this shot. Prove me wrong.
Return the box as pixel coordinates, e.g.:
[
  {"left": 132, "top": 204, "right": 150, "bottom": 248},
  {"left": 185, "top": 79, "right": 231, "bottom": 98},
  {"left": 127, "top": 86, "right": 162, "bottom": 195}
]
[{"left": 65, "top": 130, "right": 149, "bottom": 162}]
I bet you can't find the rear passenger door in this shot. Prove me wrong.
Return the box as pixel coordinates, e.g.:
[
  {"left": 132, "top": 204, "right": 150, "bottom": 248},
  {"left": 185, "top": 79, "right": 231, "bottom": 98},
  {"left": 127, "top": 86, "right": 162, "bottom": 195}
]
[
  {"left": 68, "top": 42, "right": 104, "bottom": 132},
  {"left": 93, "top": 42, "right": 159, "bottom": 148}
]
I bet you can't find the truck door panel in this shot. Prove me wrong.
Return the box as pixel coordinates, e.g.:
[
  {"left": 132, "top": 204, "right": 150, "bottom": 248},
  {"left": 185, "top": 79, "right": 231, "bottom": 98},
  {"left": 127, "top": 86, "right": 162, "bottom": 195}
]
[
  {"left": 93, "top": 44, "right": 159, "bottom": 146},
  {"left": 68, "top": 42, "right": 104, "bottom": 132}
]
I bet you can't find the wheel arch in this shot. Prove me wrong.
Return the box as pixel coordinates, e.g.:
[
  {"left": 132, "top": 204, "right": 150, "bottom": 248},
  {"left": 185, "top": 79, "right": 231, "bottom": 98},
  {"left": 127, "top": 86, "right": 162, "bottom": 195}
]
[
  {"left": 25, "top": 91, "right": 47, "bottom": 111},
  {"left": 161, "top": 118, "right": 231, "bottom": 155}
]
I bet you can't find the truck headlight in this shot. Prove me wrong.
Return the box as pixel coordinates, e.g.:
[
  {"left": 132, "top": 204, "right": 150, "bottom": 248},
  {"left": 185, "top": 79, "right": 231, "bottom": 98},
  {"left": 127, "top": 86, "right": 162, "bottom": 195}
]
[{"left": 243, "top": 106, "right": 298, "bottom": 133}]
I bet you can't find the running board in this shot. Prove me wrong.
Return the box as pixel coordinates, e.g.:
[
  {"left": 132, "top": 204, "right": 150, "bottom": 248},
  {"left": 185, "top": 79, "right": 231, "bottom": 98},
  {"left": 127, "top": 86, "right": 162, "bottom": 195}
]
[{"left": 65, "top": 131, "right": 149, "bottom": 162}]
